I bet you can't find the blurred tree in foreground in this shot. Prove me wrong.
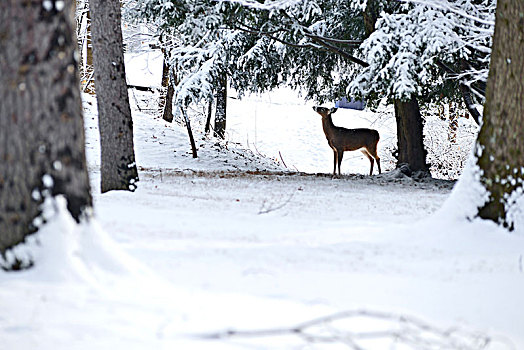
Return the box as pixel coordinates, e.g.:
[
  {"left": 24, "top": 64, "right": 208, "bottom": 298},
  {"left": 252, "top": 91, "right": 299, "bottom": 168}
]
[
  {"left": 475, "top": 0, "right": 524, "bottom": 229},
  {"left": 0, "top": 0, "right": 92, "bottom": 269}
]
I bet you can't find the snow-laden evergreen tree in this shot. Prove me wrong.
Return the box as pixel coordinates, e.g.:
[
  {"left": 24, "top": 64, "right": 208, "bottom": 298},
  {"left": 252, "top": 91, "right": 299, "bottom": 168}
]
[
  {"left": 348, "top": 0, "right": 495, "bottom": 124},
  {"left": 346, "top": 0, "right": 495, "bottom": 174},
  {"left": 125, "top": 0, "right": 367, "bottom": 109}
]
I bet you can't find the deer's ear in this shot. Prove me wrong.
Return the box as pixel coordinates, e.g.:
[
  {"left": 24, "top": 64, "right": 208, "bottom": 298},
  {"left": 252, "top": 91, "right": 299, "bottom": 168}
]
[{"left": 330, "top": 108, "right": 338, "bottom": 114}]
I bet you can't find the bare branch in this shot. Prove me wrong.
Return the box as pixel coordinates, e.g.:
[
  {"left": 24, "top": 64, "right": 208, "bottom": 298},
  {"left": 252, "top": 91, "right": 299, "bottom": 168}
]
[{"left": 258, "top": 192, "right": 295, "bottom": 214}]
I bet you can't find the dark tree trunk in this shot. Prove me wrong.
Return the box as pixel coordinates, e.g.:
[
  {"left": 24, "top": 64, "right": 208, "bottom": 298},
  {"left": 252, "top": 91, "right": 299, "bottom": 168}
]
[
  {"left": 181, "top": 109, "right": 198, "bottom": 158},
  {"left": 214, "top": 72, "right": 227, "bottom": 139},
  {"left": 160, "top": 49, "right": 169, "bottom": 104},
  {"left": 205, "top": 97, "right": 213, "bottom": 134},
  {"left": 459, "top": 83, "right": 481, "bottom": 125},
  {"left": 0, "top": 0, "right": 92, "bottom": 266},
  {"left": 160, "top": 48, "right": 174, "bottom": 122},
  {"left": 476, "top": 0, "right": 524, "bottom": 229},
  {"left": 458, "top": 59, "right": 482, "bottom": 125},
  {"left": 90, "top": 0, "right": 139, "bottom": 193},
  {"left": 362, "top": 0, "right": 380, "bottom": 38},
  {"left": 162, "top": 71, "right": 175, "bottom": 123},
  {"left": 393, "top": 98, "right": 429, "bottom": 173}
]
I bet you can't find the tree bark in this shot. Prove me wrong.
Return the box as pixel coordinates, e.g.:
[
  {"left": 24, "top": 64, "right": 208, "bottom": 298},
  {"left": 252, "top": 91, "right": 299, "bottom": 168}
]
[
  {"left": 362, "top": 0, "right": 380, "bottom": 38},
  {"left": 162, "top": 69, "right": 175, "bottom": 123},
  {"left": 160, "top": 48, "right": 174, "bottom": 122},
  {"left": 90, "top": 0, "right": 139, "bottom": 193},
  {"left": 394, "top": 98, "right": 429, "bottom": 173},
  {"left": 214, "top": 72, "right": 227, "bottom": 139},
  {"left": 476, "top": 0, "right": 524, "bottom": 229},
  {"left": 0, "top": 0, "right": 92, "bottom": 264}
]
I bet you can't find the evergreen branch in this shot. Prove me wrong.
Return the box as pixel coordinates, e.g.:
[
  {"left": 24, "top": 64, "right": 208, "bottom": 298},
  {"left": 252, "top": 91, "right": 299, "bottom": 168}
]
[
  {"left": 231, "top": 15, "right": 369, "bottom": 66},
  {"left": 230, "top": 21, "right": 315, "bottom": 49},
  {"left": 278, "top": 9, "right": 369, "bottom": 67},
  {"left": 307, "top": 35, "right": 369, "bottom": 67},
  {"left": 304, "top": 34, "right": 363, "bottom": 46}
]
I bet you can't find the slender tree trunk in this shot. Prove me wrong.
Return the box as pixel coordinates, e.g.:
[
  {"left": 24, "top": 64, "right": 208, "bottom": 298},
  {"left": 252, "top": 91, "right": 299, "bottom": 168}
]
[
  {"left": 459, "top": 83, "right": 481, "bottom": 125},
  {"left": 160, "top": 49, "right": 169, "bottom": 102},
  {"left": 90, "top": 0, "right": 139, "bottom": 193},
  {"left": 160, "top": 48, "right": 174, "bottom": 122},
  {"left": 0, "top": 0, "right": 92, "bottom": 267},
  {"left": 214, "top": 72, "right": 227, "bottom": 139},
  {"left": 181, "top": 109, "right": 198, "bottom": 158},
  {"left": 393, "top": 98, "right": 429, "bottom": 173},
  {"left": 162, "top": 68, "right": 175, "bottom": 123},
  {"left": 205, "top": 97, "right": 214, "bottom": 134},
  {"left": 476, "top": 0, "right": 524, "bottom": 229},
  {"left": 84, "top": 8, "right": 95, "bottom": 94}
]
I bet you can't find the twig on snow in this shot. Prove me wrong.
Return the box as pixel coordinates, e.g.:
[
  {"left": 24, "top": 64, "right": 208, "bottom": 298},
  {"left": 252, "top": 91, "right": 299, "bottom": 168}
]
[{"left": 258, "top": 192, "right": 295, "bottom": 215}]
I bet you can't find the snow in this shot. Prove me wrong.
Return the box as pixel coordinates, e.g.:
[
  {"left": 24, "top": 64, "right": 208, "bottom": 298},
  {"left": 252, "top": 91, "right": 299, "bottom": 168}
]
[{"left": 2, "top": 88, "right": 524, "bottom": 349}]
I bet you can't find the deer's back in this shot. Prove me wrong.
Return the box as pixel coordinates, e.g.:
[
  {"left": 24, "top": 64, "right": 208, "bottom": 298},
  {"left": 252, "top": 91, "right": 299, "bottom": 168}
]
[{"left": 331, "top": 127, "right": 380, "bottom": 151}]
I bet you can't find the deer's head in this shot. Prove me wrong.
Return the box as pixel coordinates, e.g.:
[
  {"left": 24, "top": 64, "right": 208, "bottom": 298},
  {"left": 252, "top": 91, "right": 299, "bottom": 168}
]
[{"left": 313, "top": 106, "right": 338, "bottom": 119}]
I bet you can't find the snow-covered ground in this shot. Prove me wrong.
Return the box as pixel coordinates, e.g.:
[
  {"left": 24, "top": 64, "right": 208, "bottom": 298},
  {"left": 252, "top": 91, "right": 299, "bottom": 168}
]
[{"left": 1, "top": 86, "right": 524, "bottom": 350}]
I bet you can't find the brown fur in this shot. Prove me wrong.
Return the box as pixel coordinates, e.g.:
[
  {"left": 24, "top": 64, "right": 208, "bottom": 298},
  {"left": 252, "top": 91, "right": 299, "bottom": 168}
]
[{"left": 313, "top": 106, "right": 381, "bottom": 177}]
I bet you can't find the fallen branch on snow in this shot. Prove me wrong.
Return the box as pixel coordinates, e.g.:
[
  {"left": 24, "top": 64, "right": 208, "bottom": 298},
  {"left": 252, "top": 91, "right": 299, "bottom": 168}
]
[{"left": 197, "top": 310, "right": 514, "bottom": 350}]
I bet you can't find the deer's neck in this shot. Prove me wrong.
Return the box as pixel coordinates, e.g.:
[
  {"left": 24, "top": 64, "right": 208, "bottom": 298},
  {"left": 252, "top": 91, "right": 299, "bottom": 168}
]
[{"left": 322, "top": 115, "right": 337, "bottom": 137}]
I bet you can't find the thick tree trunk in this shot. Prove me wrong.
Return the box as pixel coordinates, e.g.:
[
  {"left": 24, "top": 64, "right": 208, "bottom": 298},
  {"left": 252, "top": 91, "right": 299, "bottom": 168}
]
[
  {"left": 214, "top": 72, "right": 227, "bottom": 139},
  {"left": 0, "top": 0, "right": 92, "bottom": 264},
  {"left": 90, "top": 0, "right": 139, "bottom": 193},
  {"left": 393, "top": 98, "right": 429, "bottom": 173},
  {"left": 476, "top": 0, "right": 524, "bottom": 229}
]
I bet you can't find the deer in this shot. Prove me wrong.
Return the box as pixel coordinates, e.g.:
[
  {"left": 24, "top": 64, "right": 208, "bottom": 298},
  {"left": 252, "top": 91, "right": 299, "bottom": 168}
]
[{"left": 313, "top": 106, "right": 381, "bottom": 177}]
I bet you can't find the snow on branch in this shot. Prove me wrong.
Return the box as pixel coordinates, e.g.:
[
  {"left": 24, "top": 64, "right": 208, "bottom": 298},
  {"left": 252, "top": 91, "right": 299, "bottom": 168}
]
[
  {"left": 401, "top": 0, "right": 495, "bottom": 27},
  {"left": 349, "top": 0, "right": 494, "bottom": 101},
  {"left": 218, "top": 0, "right": 303, "bottom": 11}
]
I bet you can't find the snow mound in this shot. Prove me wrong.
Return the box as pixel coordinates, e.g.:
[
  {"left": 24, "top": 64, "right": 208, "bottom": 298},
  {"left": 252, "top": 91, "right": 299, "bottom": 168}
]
[{"left": 0, "top": 195, "right": 146, "bottom": 282}]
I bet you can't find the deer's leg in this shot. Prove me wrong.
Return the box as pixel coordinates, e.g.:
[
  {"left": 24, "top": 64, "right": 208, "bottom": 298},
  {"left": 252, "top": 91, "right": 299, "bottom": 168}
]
[
  {"left": 332, "top": 149, "right": 338, "bottom": 177},
  {"left": 337, "top": 150, "right": 344, "bottom": 177},
  {"left": 368, "top": 145, "right": 381, "bottom": 175},
  {"left": 361, "top": 150, "right": 374, "bottom": 175}
]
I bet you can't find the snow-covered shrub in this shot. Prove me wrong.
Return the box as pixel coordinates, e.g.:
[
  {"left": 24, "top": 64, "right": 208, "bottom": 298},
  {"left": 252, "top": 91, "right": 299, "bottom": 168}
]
[{"left": 423, "top": 106, "right": 479, "bottom": 180}]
